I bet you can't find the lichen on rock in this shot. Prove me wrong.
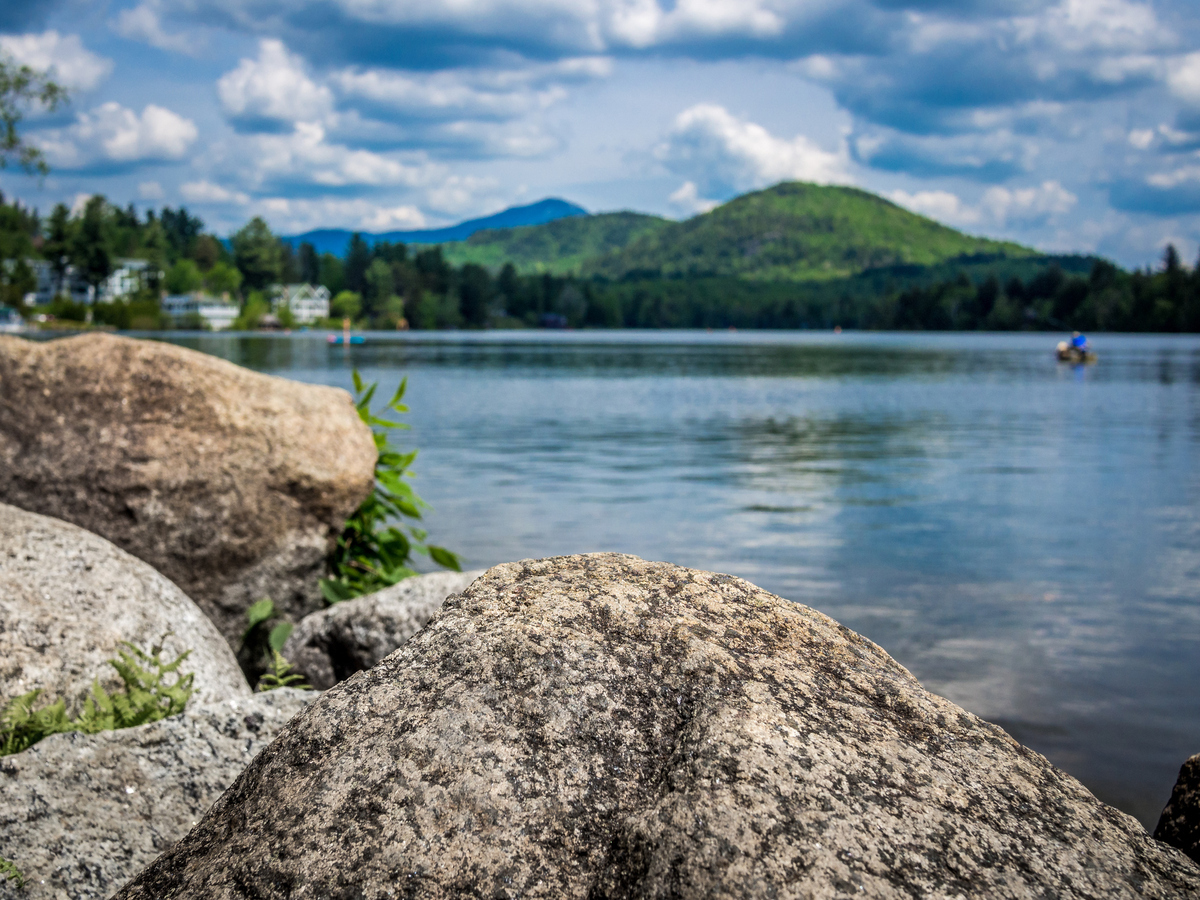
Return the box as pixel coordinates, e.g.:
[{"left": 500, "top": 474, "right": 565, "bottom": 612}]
[{"left": 116, "top": 553, "right": 1200, "bottom": 898}]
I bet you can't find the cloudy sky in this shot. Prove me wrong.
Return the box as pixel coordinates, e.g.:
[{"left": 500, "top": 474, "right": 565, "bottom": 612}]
[{"left": 1, "top": 0, "right": 1199, "bottom": 266}]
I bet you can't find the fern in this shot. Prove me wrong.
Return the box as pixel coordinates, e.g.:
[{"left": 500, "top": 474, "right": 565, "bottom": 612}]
[
  {"left": 256, "top": 650, "right": 311, "bottom": 692},
  {"left": 0, "top": 640, "right": 195, "bottom": 757}
]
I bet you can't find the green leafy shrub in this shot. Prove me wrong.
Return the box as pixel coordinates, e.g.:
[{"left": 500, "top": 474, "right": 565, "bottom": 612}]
[
  {"left": 257, "top": 651, "right": 310, "bottom": 692},
  {"left": 0, "top": 640, "right": 194, "bottom": 757},
  {"left": 0, "top": 856, "right": 25, "bottom": 889},
  {"left": 320, "top": 372, "right": 461, "bottom": 602}
]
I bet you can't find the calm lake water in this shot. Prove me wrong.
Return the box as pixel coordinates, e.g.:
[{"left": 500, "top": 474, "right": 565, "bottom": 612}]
[{"left": 152, "top": 329, "right": 1200, "bottom": 829}]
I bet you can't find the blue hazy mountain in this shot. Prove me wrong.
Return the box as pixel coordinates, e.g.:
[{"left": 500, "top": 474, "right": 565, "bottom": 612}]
[{"left": 283, "top": 198, "right": 588, "bottom": 255}]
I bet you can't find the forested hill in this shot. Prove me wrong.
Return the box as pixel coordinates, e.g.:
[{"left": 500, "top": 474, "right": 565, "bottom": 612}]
[
  {"left": 440, "top": 211, "right": 670, "bottom": 275},
  {"left": 584, "top": 182, "right": 1035, "bottom": 281}
]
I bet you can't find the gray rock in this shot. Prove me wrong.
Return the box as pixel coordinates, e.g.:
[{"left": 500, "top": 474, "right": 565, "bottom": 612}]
[
  {"left": 1155, "top": 753, "right": 1200, "bottom": 863},
  {"left": 116, "top": 554, "right": 1200, "bottom": 899},
  {"left": 0, "top": 333, "right": 377, "bottom": 645},
  {"left": 0, "top": 688, "right": 314, "bottom": 900},
  {"left": 282, "top": 569, "right": 485, "bottom": 689},
  {"left": 0, "top": 502, "right": 249, "bottom": 708}
]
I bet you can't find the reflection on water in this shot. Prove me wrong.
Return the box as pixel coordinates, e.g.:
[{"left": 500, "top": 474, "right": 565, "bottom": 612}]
[{"left": 146, "top": 329, "right": 1200, "bottom": 828}]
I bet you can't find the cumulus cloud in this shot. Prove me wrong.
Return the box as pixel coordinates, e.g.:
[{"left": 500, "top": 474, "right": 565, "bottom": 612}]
[
  {"left": 244, "top": 122, "right": 436, "bottom": 190},
  {"left": 38, "top": 102, "right": 198, "bottom": 169},
  {"left": 889, "top": 180, "right": 1077, "bottom": 228},
  {"left": 180, "top": 179, "right": 251, "bottom": 204},
  {"left": 657, "top": 103, "right": 852, "bottom": 204},
  {"left": 115, "top": 3, "right": 198, "bottom": 54},
  {"left": 853, "top": 127, "right": 1038, "bottom": 181},
  {"left": 218, "top": 39, "right": 333, "bottom": 130},
  {"left": 668, "top": 180, "right": 720, "bottom": 215},
  {"left": 0, "top": 31, "right": 112, "bottom": 92},
  {"left": 137, "top": 181, "right": 164, "bottom": 199},
  {"left": 254, "top": 197, "right": 428, "bottom": 233},
  {"left": 1168, "top": 52, "right": 1200, "bottom": 107}
]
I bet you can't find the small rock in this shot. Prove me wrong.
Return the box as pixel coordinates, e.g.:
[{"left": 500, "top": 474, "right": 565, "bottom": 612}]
[
  {"left": 116, "top": 554, "right": 1200, "bottom": 899},
  {"left": 0, "top": 333, "right": 377, "bottom": 645},
  {"left": 1155, "top": 753, "right": 1200, "bottom": 863},
  {"left": 0, "top": 688, "right": 315, "bottom": 900},
  {"left": 283, "top": 569, "right": 485, "bottom": 688},
  {"left": 0, "top": 502, "right": 249, "bottom": 707}
]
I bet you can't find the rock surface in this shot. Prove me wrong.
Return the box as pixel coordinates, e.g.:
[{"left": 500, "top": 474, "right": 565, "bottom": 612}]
[
  {"left": 0, "top": 688, "right": 314, "bottom": 900},
  {"left": 0, "top": 333, "right": 377, "bottom": 645},
  {"left": 0, "top": 502, "right": 249, "bottom": 707},
  {"left": 283, "top": 569, "right": 485, "bottom": 689},
  {"left": 1155, "top": 752, "right": 1200, "bottom": 864},
  {"left": 117, "top": 554, "right": 1200, "bottom": 899}
]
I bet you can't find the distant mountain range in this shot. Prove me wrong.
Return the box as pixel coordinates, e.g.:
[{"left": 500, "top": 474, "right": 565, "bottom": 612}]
[
  {"left": 282, "top": 197, "right": 588, "bottom": 256},
  {"left": 444, "top": 182, "right": 1036, "bottom": 282}
]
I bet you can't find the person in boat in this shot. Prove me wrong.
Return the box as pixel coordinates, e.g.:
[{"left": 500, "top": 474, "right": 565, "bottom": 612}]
[{"left": 1071, "top": 331, "right": 1089, "bottom": 353}]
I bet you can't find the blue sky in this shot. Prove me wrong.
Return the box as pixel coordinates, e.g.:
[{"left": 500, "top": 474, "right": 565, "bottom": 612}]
[{"left": 2, "top": 0, "right": 1199, "bottom": 267}]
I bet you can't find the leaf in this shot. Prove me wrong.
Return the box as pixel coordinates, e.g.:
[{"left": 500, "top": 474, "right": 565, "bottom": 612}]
[
  {"left": 428, "top": 546, "right": 463, "bottom": 572},
  {"left": 245, "top": 597, "right": 275, "bottom": 630},
  {"left": 387, "top": 377, "right": 407, "bottom": 408},
  {"left": 268, "top": 621, "right": 294, "bottom": 653},
  {"left": 352, "top": 369, "right": 364, "bottom": 393}
]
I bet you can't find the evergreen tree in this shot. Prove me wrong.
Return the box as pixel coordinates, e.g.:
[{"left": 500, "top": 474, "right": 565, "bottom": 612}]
[{"left": 231, "top": 217, "right": 282, "bottom": 291}]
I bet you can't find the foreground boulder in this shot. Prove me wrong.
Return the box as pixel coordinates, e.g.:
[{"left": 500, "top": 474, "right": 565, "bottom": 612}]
[
  {"left": 1156, "top": 753, "right": 1200, "bottom": 864},
  {"left": 283, "top": 569, "right": 484, "bottom": 689},
  {"left": 0, "top": 503, "right": 249, "bottom": 707},
  {"left": 0, "top": 688, "right": 314, "bottom": 900},
  {"left": 117, "top": 554, "right": 1200, "bottom": 899},
  {"left": 0, "top": 333, "right": 376, "bottom": 645}
]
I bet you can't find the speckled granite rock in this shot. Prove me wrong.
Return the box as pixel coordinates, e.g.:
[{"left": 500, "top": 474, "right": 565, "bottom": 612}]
[
  {"left": 116, "top": 554, "right": 1200, "bottom": 899},
  {"left": 282, "top": 569, "right": 485, "bottom": 689},
  {"left": 0, "top": 333, "right": 376, "bottom": 645},
  {"left": 1156, "top": 753, "right": 1200, "bottom": 864},
  {"left": 0, "top": 502, "right": 249, "bottom": 707},
  {"left": 0, "top": 688, "right": 314, "bottom": 900}
]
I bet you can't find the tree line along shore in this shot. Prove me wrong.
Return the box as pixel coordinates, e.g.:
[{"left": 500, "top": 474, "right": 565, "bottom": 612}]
[{"left": 2, "top": 191, "right": 1199, "bottom": 333}]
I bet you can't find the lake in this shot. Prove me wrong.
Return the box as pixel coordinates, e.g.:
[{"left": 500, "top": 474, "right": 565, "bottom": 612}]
[{"left": 153, "top": 328, "right": 1200, "bottom": 829}]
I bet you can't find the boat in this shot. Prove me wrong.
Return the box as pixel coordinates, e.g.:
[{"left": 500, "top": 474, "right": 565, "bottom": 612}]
[
  {"left": 1055, "top": 341, "right": 1097, "bottom": 364},
  {"left": 328, "top": 333, "right": 365, "bottom": 345}
]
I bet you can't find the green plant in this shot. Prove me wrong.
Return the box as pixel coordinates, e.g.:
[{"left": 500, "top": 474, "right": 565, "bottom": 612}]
[
  {"left": 321, "top": 372, "right": 461, "bottom": 602},
  {"left": 0, "top": 856, "right": 25, "bottom": 889},
  {"left": 257, "top": 651, "right": 310, "bottom": 692},
  {"left": 0, "top": 640, "right": 194, "bottom": 757},
  {"left": 238, "top": 597, "right": 294, "bottom": 682}
]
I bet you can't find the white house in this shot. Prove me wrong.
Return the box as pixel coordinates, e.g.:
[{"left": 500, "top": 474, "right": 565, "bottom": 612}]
[
  {"left": 100, "top": 259, "right": 155, "bottom": 302},
  {"left": 163, "top": 293, "right": 238, "bottom": 330},
  {"left": 272, "top": 283, "right": 330, "bottom": 324}
]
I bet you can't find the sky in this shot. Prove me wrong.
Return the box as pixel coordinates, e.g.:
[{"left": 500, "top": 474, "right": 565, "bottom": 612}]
[{"left": 1, "top": 0, "right": 1199, "bottom": 268}]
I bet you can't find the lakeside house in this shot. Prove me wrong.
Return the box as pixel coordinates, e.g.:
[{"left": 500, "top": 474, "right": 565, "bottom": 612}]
[
  {"left": 162, "top": 292, "right": 239, "bottom": 330},
  {"left": 0, "top": 305, "right": 24, "bottom": 333},
  {"left": 271, "top": 283, "right": 330, "bottom": 324},
  {"left": 6, "top": 257, "right": 160, "bottom": 306}
]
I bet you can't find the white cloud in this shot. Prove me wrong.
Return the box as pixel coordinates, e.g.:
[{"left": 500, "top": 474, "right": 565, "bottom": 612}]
[
  {"left": 668, "top": 180, "right": 719, "bottom": 215},
  {"left": 115, "top": 3, "right": 198, "bottom": 55},
  {"left": 890, "top": 180, "right": 1077, "bottom": 229},
  {"left": 888, "top": 189, "right": 981, "bottom": 227},
  {"left": 424, "top": 174, "right": 501, "bottom": 215},
  {"left": 39, "top": 102, "right": 198, "bottom": 168},
  {"left": 138, "top": 181, "right": 164, "bottom": 200},
  {"left": 1168, "top": 52, "right": 1200, "bottom": 107},
  {"left": 981, "top": 180, "right": 1077, "bottom": 225},
  {"left": 657, "top": 103, "right": 852, "bottom": 200},
  {"left": 218, "top": 39, "right": 333, "bottom": 128},
  {"left": 332, "top": 57, "right": 610, "bottom": 122},
  {"left": 181, "top": 180, "right": 251, "bottom": 204},
  {"left": 247, "top": 122, "right": 436, "bottom": 189},
  {"left": 0, "top": 31, "right": 112, "bottom": 92},
  {"left": 1128, "top": 128, "right": 1155, "bottom": 149},
  {"left": 252, "top": 197, "right": 427, "bottom": 234}
]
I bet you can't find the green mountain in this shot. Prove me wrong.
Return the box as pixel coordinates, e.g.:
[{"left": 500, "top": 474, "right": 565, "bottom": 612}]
[
  {"left": 440, "top": 211, "right": 670, "bottom": 275},
  {"left": 584, "top": 182, "right": 1035, "bottom": 282}
]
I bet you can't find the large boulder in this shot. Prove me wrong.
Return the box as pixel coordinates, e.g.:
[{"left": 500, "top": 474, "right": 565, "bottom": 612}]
[
  {"left": 0, "top": 688, "right": 314, "bottom": 900},
  {"left": 0, "top": 333, "right": 377, "bottom": 644},
  {"left": 0, "top": 502, "right": 249, "bottom": 707},
  {"left": 117, "top": 554, "right": 1200, "bottom": 899},
  {"left": 1156, "top": 753, "right": 1200, "bottom": 864},
  {"left": 283, "top": 569, "right": 485, "bottom": 689}
]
